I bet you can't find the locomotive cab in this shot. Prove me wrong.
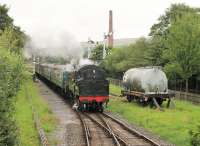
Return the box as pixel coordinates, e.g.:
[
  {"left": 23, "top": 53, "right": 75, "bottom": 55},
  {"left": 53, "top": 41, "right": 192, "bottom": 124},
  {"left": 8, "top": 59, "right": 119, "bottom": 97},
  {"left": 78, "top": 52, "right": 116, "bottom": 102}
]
[{"left": 75, "top": 65, "right": 109, "bottom": 112}]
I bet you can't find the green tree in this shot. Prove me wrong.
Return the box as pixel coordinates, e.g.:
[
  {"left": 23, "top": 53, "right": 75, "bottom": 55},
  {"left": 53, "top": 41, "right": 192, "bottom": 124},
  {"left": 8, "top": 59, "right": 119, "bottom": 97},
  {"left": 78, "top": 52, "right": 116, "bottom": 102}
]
[
  {"left": 163, "top": 12, "right": 200, "bottom": 94},
  {"left": 126, "top": 37, "right": 151, "bottom": 68},
  {"left": 102, "top": 37, "right": 151, "bottom": 77},
  {"left": 0, "top": 4, "right": 13, "bottom": 33},
  {"left": 0, "top": 26, "right": 26, "bottom": 55},
  {"left": 150, "top": 3, "right": 198, "bottom": 36},
  {"left": 102, "top": 47, "right": 127, "bottom": 76},
  {"left": 147, "top": 37, "right": 166, "bottom": 66},
  {"left": 90, "top": 44, "right": 104, "bottom": 61},
  {"left": 148, "top": 3, "right": 199, "bottom": 66}
]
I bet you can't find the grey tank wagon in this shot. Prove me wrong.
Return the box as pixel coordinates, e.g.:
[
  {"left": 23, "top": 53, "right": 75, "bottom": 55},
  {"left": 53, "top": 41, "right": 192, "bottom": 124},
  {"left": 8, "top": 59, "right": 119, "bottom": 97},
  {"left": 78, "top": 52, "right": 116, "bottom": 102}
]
[{"left": 121, "top": 66, "right": 175, "bottom": 108}]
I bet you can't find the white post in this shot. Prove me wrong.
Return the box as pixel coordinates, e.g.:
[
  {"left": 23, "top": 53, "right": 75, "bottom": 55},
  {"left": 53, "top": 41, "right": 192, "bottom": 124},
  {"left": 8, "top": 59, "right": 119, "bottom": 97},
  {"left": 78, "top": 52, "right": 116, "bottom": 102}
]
[
  {"left": 33, "top": 55, "right": 36, "bottom": 74},
  {"left": 103, "top": 33, "right": 107, "bottom": 59},
  {"left": 103, "top": 41, "right": 106, "bottom": 59},
  {"left": 87, "top": 46, "right": 91, "bottom": 59}
]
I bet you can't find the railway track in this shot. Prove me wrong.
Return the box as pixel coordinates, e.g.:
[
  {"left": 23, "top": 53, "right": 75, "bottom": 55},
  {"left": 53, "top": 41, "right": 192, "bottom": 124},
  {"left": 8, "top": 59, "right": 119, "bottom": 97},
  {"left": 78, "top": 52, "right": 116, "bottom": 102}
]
[
  {"left": 76, "top": 110, "right": 116, "bottom": 146},
  {"left": 76, "top": 110, "right": 161, "bottom": 146},
  {"left": 101, "top": 112, "right": 161, "bottom": 146}
]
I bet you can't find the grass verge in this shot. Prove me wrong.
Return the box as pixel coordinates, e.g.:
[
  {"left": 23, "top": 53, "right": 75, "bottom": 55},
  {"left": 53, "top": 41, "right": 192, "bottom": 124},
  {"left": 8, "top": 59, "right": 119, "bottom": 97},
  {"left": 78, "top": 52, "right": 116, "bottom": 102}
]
[
  {"left": 14, "top": 77, "right": 56, "bottom": 146},
  {"left": 108, "top": 84, "right": 200, "bottom": 146},
  {"left": 109, "top": 84, "right": 122, "bottom": 95}
]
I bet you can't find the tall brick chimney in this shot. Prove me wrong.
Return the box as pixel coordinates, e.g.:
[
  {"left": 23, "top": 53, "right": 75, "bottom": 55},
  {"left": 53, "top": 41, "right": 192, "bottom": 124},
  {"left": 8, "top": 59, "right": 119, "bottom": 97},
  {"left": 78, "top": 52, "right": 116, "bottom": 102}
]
[{"left": 108, "top": 10, "right": 113, "bottom": 48}]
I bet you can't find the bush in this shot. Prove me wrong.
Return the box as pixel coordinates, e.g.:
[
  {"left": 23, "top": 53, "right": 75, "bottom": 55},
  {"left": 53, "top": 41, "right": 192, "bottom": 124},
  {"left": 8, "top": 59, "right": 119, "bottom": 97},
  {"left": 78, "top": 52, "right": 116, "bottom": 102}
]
[
  {"left": 189, "top": 125, "right": 200, "bottom": 146},
  {"left": 0, "top": 49, "right": 24, "bottom": 145}
]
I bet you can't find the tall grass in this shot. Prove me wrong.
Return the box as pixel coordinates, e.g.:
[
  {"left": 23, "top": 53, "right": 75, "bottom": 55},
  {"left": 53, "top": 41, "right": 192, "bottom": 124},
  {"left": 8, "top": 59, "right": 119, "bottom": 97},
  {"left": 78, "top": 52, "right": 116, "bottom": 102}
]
[
  {"left": 14, "top": 78, "right": 56, "bottom": 146},
  {"left": 108, "top": 84, "right": 200, "bottom": 146}
]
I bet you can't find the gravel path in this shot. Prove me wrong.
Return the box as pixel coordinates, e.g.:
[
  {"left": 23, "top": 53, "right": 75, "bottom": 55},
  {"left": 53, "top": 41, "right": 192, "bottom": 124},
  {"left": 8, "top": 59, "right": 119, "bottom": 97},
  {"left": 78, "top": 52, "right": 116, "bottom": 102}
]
[{"left": 36, "top": 81, "right": 85, "bottom": 146}]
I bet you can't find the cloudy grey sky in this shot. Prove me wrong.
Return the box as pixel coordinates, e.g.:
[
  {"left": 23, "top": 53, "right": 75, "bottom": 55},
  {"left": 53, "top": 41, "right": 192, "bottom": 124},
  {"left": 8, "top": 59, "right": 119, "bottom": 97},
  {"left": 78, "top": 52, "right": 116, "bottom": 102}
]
[{"left": 1, "top": 0, "right": 200, "bottom": 42}]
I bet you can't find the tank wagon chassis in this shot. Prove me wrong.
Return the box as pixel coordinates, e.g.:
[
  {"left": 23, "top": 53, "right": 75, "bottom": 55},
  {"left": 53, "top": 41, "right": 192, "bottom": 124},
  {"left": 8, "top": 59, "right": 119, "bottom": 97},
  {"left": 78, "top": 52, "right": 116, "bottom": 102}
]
[{"left": 121, "top": 90, "right": 175, "bottom": 109}]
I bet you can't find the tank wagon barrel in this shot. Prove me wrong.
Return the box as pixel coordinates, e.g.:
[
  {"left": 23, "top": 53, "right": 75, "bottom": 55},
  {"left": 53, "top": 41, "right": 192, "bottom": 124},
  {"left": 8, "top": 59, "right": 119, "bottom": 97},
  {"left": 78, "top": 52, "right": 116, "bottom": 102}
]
[{"left": 121, "top": 66, "right": 175, "bottom": 108}]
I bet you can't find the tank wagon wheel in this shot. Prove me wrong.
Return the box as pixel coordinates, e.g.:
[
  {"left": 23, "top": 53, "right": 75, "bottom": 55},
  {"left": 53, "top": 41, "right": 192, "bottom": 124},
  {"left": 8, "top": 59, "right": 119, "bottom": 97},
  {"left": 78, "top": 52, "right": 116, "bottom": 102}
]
[
  {"left": 149, "top": 98, "right": 163, "bottom": 108},
  {"left": 32, "top": 74, "right": 37, "bottom": 82},
  {"left": 127, "top": 95, "right": 132, "bottom": 102},
  {"left": 156, "top": 98, "right": 163, "bottom": 106},
  {"left": 149, "top": 100, "right": 155, "bottom": 108},
  {"left": 141, "top": 101, "right": 149, "bottom": 106}
]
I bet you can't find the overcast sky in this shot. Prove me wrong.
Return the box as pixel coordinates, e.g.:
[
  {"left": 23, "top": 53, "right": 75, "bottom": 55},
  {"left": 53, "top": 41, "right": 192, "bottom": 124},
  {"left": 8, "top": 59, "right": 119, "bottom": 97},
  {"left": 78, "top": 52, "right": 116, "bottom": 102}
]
[{"left": 1, "top": 0, "right": 200, "bottom": 42}]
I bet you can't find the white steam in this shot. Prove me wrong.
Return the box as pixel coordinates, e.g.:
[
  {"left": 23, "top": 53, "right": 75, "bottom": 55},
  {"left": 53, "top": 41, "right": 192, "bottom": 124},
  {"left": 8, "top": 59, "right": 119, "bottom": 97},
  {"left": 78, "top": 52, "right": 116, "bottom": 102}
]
[
  {"left": 24, "top": 28, "right": 82, "bottom": 60},
  {"left": 79, "top": 58, "right": 94, "bottom": 66},
  {"left": 24, "top": 27, "right": 96, "bottom": 68}
]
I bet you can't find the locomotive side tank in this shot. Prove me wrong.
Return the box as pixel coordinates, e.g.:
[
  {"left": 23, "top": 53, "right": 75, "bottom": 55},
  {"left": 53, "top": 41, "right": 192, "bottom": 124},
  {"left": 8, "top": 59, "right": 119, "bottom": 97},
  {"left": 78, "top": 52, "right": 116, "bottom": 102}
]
[{"left": 122, "top": 66, "right": 174, "bottom": 107}]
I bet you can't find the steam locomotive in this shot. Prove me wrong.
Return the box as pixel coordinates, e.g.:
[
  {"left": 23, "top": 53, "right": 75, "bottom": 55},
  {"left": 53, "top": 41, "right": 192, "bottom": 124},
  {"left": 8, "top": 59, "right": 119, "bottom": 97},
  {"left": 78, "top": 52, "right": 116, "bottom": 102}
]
[{"left": 35, "top": 63, "right": 109, "bottom": 112}]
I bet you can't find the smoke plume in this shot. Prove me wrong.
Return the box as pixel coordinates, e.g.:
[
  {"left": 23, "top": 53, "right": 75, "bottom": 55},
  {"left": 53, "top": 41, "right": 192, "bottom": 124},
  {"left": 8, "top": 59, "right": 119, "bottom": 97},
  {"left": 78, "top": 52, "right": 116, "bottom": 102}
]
[{"left": 24, "top": 28, "right": 83, "bottom": 61}]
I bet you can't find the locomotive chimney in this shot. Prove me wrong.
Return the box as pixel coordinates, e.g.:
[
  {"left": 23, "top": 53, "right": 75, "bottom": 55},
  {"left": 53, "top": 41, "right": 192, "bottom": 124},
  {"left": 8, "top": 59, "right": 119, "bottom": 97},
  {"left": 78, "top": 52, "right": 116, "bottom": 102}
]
[{"left": 108, "top": 10, "right": 113, "bottom": 48}]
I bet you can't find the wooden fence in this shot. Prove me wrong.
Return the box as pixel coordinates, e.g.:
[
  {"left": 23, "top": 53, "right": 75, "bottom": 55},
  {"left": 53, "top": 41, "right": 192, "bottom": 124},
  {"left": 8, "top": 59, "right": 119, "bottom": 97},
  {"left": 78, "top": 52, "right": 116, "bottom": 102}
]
[
  {"left": 108, "top": 78, "right": 123, "bottom": 87},
  {"left": 174, "top": 91, "right": 200, "bottom": 104},
  {"left": 108, "top": 78, "right": 200, "bottom": 104}
]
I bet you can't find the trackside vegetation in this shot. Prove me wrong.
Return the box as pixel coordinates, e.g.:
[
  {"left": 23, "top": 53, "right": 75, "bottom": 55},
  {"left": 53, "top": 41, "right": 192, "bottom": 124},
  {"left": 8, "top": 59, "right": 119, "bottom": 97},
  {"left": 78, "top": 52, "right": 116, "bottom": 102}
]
[
  {"left": 108, "top": 84, "right": 200, "bottom": 146},
  {"left": 14, "top": 76, "right": 57, "bottom": 146},
  {"left": 0, "top": 4, "right": 26, "bottom": 145},
  {"left": 0, "top": 2, "right": 57, "bottom": 145},
  {"left": 0, "top": 49, "right": 24, "bottom": 145}
]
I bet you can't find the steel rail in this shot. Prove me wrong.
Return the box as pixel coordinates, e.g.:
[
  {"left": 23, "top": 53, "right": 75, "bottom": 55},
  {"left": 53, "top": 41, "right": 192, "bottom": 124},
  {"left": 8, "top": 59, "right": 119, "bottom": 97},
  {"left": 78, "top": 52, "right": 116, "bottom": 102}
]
[
  {"left": 76, "top": 110, "right": 91, "bottom": 146},
  {"left": 102, "top": 112, "right": 161, "bottom": 146},
  {"left": 83, "top": 113, "right": 129, "bottom": 146},
  {"left": 97, "top": 114, "right": 121, "bottom": 146}
]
